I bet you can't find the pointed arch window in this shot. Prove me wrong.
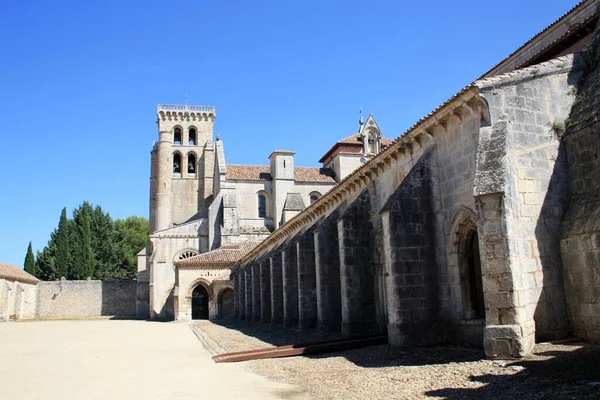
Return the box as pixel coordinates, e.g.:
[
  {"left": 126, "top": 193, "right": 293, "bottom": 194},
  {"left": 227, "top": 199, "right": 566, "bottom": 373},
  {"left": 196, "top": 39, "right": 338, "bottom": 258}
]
[
  {"left": 174, "top": 127, "right": 182, "bottom": 145},
  {"left": 187, "top": 153, "right": 196, "bottom": 174},
  {"left": 173, "top": 153, "right": 181, "bottom": 174},
  {"left": 188, "top": 128, "right": 197, "bottom": 146}
]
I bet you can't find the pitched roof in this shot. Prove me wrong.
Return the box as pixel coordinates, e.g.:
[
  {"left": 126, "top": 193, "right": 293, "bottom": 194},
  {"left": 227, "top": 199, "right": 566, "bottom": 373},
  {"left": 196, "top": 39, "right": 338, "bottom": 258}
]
[
  {"left": 294, "top": 167, "right": 336, "bottom": 183},
  {"left": 0, "top": 263, "right": 39, "bottom": 284},
  {"left": 283, "top": 193, "right": 305, "bottom": 211},
  {"left": 319, "top": 133, "right": 394, "bottom": 163},
  {"left": 226, "top": 165, "right": 336, "bottom": 183},
  {"left": 336, "top": 132, "right": 393, "bottom": 146},
  {"left": 176, "top": 242, "right": 261, "bottom": 267},
  {"left": 226, "top": 165, "right": 271, "bottom": 181},
  {"left": 480, "top": 0, "right": 597, "bottom": 78}
]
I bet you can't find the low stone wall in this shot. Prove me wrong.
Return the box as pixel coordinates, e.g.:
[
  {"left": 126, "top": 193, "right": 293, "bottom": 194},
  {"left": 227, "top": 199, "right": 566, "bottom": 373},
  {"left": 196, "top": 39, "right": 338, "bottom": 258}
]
[{"left": 36, "top": 280, "right": 139, "bottom": 318}]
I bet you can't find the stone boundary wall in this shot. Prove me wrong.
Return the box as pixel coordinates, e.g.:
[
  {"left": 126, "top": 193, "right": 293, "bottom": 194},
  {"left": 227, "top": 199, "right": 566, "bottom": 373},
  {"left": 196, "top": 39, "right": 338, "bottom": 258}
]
[{"left": 36, "top": 280, "right": 138, "bottom": 318}]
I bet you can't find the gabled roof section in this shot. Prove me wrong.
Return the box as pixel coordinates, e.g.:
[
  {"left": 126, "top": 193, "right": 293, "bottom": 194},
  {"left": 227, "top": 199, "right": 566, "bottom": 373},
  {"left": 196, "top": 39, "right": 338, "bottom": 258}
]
[
  {"left": 176, "top": 242, "right": 260, "bottom": 267},
  {"left": 226, "top": 165, "right": 335, "bottom": 183},
  {"left": 0, "top": 263, "right": 38, "bottom": 284},
  {"left": 319, "top": 114, "right": 392, "bottom": 163},
  {"left": 481, "top": 0, "right": 597, "bottom": 78},
  {"left": 294, "top": 167, "right": 336, "bottom": 183},
  {"left": 226, "top": 165, "right": 272, "bottom": 181},
  {"left": 283, "top": 193, "right": 305, "bottom": 211}
]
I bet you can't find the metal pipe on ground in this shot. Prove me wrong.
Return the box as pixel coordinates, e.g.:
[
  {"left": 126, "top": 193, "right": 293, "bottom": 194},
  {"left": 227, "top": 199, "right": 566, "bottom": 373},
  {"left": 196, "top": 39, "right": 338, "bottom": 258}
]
[{"left": 212, "top": 335, "right": 388, "bottom": 363}]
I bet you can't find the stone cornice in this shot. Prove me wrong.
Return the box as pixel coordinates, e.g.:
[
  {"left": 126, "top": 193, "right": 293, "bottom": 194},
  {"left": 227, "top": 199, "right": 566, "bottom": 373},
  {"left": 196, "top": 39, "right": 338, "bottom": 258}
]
[
  {"left": 157, "top": 104, "right": 216, "bottom": 122},
  {"left": 238, "top": 86, "right": 488, "bottom": 268}
]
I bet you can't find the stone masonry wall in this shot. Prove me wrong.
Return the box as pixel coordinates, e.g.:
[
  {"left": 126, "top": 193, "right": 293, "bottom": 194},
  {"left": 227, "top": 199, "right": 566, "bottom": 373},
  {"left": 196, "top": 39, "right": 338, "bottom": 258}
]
[
  {"left": 297, "top": 228, "right": 318, "bottom": 329},
  {"left": 36, "top": 280, "right": 138, "bottom": 318},
  {"left": 561, "top": 25, "right": 600, "bottom": 341},
  {"left": 260, "top": 259, "right": 271, "bottom": 323},
  {"left": 282, "top": 242, "right": 299, "bottom": 326},
  {"left": 270, "top": 252, "right": 284, "bottom": 324},
  {"left": 478, "top": 55, "right": 581, "bottom": 341},
  {"left": 382, "top": 152, "right": 441, "bottom": 345},
  {"left": 338, "top": 190, "right": 378, "bottom": 336},
  {"left": 314, "top": 210, "right": 342, "bottom": 332}
]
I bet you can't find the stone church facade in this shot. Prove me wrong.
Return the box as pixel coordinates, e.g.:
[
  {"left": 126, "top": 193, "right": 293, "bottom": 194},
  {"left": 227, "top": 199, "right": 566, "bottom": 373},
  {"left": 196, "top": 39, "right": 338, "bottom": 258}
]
[
  {"left": 231, "top": 0, "right": 600, "bottom": 359},
  {"left": 137, "top": 104, "right": 388, "bottom": 321}
]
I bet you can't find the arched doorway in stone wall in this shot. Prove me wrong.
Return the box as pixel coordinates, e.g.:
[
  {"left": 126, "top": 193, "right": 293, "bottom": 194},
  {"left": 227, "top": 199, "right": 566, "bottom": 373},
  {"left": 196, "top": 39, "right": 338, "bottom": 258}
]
[
  {"left": 463, "top": 230, "right": 485, "bottom": 319},
  {"left": 219, "top": 288, "right": 234, "bottom": 319},
  {"left": 191, "top": 285, "right": 209, "bottom": 320}
]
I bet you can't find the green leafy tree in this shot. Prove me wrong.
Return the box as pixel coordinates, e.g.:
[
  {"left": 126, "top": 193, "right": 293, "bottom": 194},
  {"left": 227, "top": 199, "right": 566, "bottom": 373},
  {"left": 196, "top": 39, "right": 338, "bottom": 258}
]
[
  {"left": 71, "top": 202, "right": 94, "bottom": 279},
  {"left": 55, "top": 207, "right": 71, "bottom": 279},
  {"left": 115, "top": 216, "right": 149, "bottom": 279},
  {"left": 23, "top": 241, "right": 36, "bottom": 277}
]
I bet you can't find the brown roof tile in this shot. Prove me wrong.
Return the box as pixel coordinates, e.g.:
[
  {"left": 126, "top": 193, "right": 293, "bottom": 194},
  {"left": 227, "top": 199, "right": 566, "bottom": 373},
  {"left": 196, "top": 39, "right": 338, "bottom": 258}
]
[
  {"left": 0, "top": 263, "right": 39, "bottom": 284},
  {"left": 336, "top": 133, "right": 394, "bottom": 146},
  {"left": 176, "top": 242, "right": 261, "bottom": 267},
  {"left": 226, "top": 165, "right": 335, "bottom": 183},
  {"left": 226, "top": 165, "right": 271, "bottom": 181},
  {"left": 294, "top": 167, "right": 336, "bottom": 183}
]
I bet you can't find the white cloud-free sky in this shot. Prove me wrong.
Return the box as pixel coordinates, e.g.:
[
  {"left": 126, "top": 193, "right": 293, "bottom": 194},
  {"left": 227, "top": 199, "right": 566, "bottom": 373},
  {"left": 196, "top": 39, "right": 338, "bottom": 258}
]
[{"left": 0, "top": 0, "right": 578, "bottom": 267}]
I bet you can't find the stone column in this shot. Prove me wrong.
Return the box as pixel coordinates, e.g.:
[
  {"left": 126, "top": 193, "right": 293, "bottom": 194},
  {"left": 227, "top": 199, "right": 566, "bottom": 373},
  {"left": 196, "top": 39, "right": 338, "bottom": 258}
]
[
  {"left": 282, "top": 243, "right": 299, "bottom": 327},
  {"left": 297, "top": 231, "right": 317, "bottom": 329},
  {"left": 238, "top": 271, "right": 246, "bottom": 320},
  {"left": 244, "top": 268, "right": 253, "bottom": 320},
  {"left": 234, "top": 272, "right": 240, "bottom": 319},
  {"left": 252, "top": 263, "right": 261, "bottom": 322},
  {"left": 270, "top": 253, "right": 284, "bottom": 324},
  {"left": 338, "top": 191, "right": 377, "bottom": 336},
  {"left": 260, "top": 259, "right": 272, "bottom": 323},
  {"left": 314, "top": 211, "right": 342, "bottom": 332}
]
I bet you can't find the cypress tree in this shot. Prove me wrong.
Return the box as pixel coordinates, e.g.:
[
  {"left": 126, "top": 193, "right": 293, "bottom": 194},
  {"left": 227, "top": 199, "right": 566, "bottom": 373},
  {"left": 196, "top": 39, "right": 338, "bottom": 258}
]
[
  {"left": 71, "top": 202, "right": 94, "bottom": 279},
  {"left": 23, "top": 241, "right": 36, "bottom": 277},
  {"left": 55, "top": 207, "right": 71, "bottom": 279},
  {"left": 91, "top": 205, "right": 122, "bottom": 280}
]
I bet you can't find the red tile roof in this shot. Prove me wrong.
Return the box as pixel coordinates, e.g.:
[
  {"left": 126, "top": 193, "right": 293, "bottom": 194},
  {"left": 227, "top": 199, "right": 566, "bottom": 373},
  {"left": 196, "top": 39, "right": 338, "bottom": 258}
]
[
  {"left": 0, "top": 263, "right": 39, "bottom": 284},
  {"left": 226, "top": 165, "right": 335, "bottom": 183},
  {"left": 176, "top": 242, "right": 261, "bottom": 267},
  {"left": 336, "top": 132, "right": 393, "bottom": 146},
  {"left": 226, "top": 165, "right": 271, "bottom": 181},
  {"left": 294, "top": 167, "right": 336, "bottom": 183}
]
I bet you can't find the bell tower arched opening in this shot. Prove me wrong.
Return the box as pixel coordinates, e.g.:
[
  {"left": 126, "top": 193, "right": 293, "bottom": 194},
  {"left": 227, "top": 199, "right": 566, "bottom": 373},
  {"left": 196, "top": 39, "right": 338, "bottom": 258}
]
[{"left": 191, "top": 284, "right": 209, "bottom": 320}]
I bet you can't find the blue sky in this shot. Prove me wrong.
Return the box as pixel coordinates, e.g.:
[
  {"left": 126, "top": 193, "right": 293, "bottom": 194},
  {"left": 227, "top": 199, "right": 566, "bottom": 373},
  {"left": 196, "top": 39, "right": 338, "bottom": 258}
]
[{"left": 0, "top": 0, "right": 577, "bottom": 268}]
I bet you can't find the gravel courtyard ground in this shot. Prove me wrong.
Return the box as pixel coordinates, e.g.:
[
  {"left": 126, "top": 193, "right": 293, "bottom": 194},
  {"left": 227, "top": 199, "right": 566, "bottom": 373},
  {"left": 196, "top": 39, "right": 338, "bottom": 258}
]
[
  {"left": 0, "top": 319, "right": 308, "bottom": 400},
  {"left": 191, "top": 320, "right": 600, "bottom": 400}
]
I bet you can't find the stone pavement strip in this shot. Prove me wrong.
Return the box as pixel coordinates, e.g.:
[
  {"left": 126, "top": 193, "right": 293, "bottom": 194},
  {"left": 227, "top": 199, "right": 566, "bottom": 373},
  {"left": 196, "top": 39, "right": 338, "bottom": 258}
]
[{"left": 0, "top": 320, "right": 309, "bottom": 400}]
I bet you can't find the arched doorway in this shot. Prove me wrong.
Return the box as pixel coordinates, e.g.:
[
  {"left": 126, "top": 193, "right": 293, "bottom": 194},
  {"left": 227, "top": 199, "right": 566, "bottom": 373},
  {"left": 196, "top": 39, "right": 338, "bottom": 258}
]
[
  {"left": 465, "top": 230, "right": 485, "bottom": 319},
  {"left": 219, "top": 288, "right": 234, "bottom": 319},
  {"left": 191, "top": 285, "right": 209, "bottom": 320}
]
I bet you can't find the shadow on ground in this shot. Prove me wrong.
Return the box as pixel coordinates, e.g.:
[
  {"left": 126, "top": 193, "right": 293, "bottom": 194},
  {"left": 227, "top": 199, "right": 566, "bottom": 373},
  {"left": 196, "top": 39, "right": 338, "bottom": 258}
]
[
  {"left": 210, "top": 319, "right": 483, "bottom": 367},
  {"left": 210, "top": 320, "right": 600, "bottom": 398},
  {"left": 426, "top": 344, "right": 600, "bottom": 399}
]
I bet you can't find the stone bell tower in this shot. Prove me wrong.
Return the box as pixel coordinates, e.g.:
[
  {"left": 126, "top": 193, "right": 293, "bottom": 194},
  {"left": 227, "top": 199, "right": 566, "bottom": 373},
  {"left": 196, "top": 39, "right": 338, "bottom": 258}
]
[{"left": 150, "top": 104, "right": 216, "bottom": 233}]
